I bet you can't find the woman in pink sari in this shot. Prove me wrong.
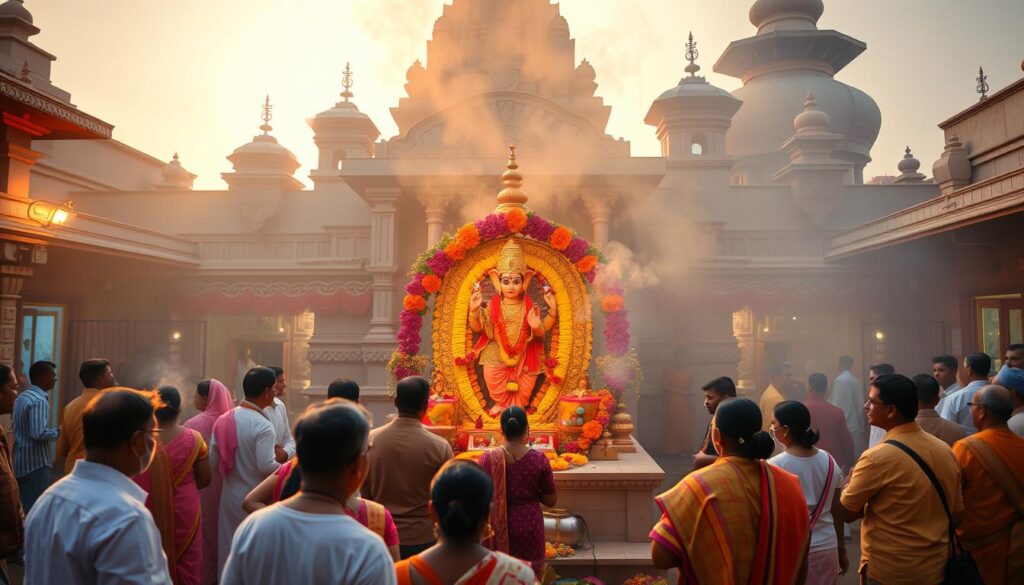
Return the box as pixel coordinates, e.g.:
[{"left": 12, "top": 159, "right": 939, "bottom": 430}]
[
  {"left": 478, "top": 406, "right": 557, "bottom": 577},
  {"left": 135, "top": 386, "right": 212, "bottom": 585},
  {"left": 183, "top": 379, "right": 232, "bottom": 585}
]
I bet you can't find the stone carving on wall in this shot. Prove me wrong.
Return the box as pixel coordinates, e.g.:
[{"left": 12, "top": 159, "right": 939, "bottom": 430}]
[{"left": 306, "top": 348, "right": 392, "bottom": 363}]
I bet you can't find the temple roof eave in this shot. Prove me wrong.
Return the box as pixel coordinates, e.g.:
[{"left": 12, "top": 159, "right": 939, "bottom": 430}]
[
  {"left": 0, "top": 73, "right": 112, "bottom": 139},
  {"left": 713, "top": 29, "right": 866, "bottom": 80},
  {"left": 826, "top": 168, "right": 1023, "bottom": 260}
]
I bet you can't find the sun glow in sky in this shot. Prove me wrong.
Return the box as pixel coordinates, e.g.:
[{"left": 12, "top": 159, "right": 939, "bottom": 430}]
[{"left": 31, "top": 0, "right": 1024, "bottom": 189}]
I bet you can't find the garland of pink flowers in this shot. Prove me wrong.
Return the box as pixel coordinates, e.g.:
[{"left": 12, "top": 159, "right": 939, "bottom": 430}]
[{"left": 387, "top": 209, "right": 641, "bottom": 431}]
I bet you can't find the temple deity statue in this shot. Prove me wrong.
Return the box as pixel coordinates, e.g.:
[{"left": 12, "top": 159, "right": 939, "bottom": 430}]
[{"left": 469, "top": 238, "right": 557, "bottom": 415}]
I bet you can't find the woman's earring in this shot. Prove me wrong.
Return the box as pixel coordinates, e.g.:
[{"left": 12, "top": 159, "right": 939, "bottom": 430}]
[{"left": 484, "top": 522, "right": 495, "bottom": 541}]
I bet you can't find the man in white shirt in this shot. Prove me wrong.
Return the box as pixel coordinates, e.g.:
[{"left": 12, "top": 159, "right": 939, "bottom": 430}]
[
  {"left": 222, "top": 400, "right": 395, "bottom": 585},
  {"left": 931, "top": 355, "right": 960, "bottom": 414},
  {"left": 938, "top": 352, "right": 990, "bottom": 435},
  {"left": 265, "top": 366, "right": 295, "bottom": 463},
  {"left": 24, "top": 388, "right": 170, "bottom": 585},
  {"left": 211, "top": 367, "right": 281, "bottom": 572},
  {"left": 830, "top": 355, "right": 867, "bottom": 457}
]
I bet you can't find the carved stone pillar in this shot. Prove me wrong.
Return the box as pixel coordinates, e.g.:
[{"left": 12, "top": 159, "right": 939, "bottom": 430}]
[
  {"left": 732, "top": 306, "right": 756, "bottom": 397},
  {"left": 582, "top": 193, "right": 615, "bottom": 247},
  {"left": 417, "top": 191, "right": 447, "bottom": 247},
  {"left": 364, "top": 187, "right": 400, "bottom": 342},
  {"left": 0, "top": 265, "right": 31, "bottom": 364}
]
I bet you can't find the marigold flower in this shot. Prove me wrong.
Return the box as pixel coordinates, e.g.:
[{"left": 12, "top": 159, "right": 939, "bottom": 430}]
[
  {"left": 549, "top": 226, "right": 573, "bottom": 251},
  {"left": 576, "top": 255, "right": 598, "bottom": 273},
  {"left": 582, "top": 420, "right": 604, "bottom": 440},
  {"left": 456, "top": 224, "right": 480, "bottom": 249},
  {"left": 403, "top": 294, "right": 427, "bottom": 312},
  {"left": 421, "top": 274, "right": 442, "bottom": 293},
  {"left": 601, "top": 294, "right": 625, "bottom": 313},
  {"left": 505, "top": 208, "right": 528, "bottom": 233},
  {"left": 443, "top": 242, "right": 466, "bottom": 261}
]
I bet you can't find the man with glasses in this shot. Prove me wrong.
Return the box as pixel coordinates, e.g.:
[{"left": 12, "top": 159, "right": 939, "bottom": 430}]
[
  {"left": 23, "top": 388, "right": 170, "bottom": 584},
  {"left": 840, "top": 374, "right": 962, "bottom": 585},
  {"left": 953, "top": 384, "right": 1024, "bottom": 585}
]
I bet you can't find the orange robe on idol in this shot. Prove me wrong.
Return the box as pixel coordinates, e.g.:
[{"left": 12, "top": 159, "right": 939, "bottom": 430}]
[{"left": 474, "top": 295, "right": 544, "bottom": 410}]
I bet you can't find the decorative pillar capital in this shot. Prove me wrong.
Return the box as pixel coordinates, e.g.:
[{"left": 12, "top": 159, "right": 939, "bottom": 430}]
[{"left": 581, "top": 193, "right": 618, "bottom": 246}]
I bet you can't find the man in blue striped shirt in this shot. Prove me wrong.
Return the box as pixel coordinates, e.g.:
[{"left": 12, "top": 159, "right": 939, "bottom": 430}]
[{"left": 12, "top": 360, "right": 59, "bottom": 513}]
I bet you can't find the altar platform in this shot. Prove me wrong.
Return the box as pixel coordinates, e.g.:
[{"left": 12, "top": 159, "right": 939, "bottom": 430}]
[{"left": 547, "top": 440, "right": 667, "bottom": 582}]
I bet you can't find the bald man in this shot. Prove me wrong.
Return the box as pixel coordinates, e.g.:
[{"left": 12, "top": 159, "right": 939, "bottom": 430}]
[{"left": 953, "top": 384, "right": 1024, "bottom": 585}]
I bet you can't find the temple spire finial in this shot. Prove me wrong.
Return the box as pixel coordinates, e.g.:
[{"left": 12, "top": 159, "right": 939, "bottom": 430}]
[
  {"left": 977, "top": 66, "right": 989, "bottom": 101},
  {"left": 495, "top": 144, "right": 529, "bottom": 212},
  {"left": 684, "top": 31, "right": 700, "bottom": 77},
  {"left": 341, "top": 62, "right": 354, "bottom": 102},
  {"left": 259, "top": 95, "right": 273, "bottom": 135}
]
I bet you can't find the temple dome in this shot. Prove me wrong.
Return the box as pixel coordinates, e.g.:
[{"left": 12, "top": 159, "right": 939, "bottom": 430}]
[
  {"left": 716, "top": 0, "right": 879, "bottom": 183},
  {"left": 749, "top": 0, "right": 823, "bottom": 32},
  {"left": 0, "top": 0, "right": 33, "bottom": 24},
  {"left": 726, "top": 72, "right": 880, "bottom": 163},
  {"left": 155, "top": 153, "right": 196, "bottom": 190},
  {"left": 231, "top": 134, "right": 296, "bottom": 159}
]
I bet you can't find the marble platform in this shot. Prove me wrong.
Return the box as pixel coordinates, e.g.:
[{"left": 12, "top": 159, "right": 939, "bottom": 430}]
[{"left": 547, "top": 439, "right": 667, "bottom": 582}]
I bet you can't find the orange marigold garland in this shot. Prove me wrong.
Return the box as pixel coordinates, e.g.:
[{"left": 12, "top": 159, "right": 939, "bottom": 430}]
[
  {"left": 421, "top": 274, "right": 443, "bottom": 293},
  {"left": 403, "top": 294, "right": 427, "bottom": 313},
  {"left": 505, "top": 208, "right": 528, "bottom": 233},
  {"left": 549, "top": 226, "right": 573, "bottom": 251},
  {"left": 576, "top": 255, "right": 597, "bottom": 273},
  {"left": 456, "top": 224, "right": 480, "bottom": 249},
  {"left": 443, "top": 242, "right": 467, "bottom": 261},
  {"left": 601, "top": 294, "right": 624, "bottom": 313}
]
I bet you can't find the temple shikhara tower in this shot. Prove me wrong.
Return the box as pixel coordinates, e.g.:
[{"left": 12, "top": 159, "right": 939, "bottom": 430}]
[{"left": 4, "top": 0, "right": 1024, "bottom": 575}]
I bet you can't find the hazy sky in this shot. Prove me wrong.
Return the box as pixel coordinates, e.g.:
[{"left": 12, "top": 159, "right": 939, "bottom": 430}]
[{"left": 30, "top": 0, "right": 1024, "bottom": 189}]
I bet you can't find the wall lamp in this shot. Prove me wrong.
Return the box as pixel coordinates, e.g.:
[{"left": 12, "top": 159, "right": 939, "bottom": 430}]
[{"left": 27, "top": 199, "right": 75, "bottom": 227}]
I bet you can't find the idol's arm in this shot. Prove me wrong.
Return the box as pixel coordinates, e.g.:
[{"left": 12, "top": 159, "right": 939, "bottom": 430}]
[
  {"left": 469, "top": 308, "right": 483, "bottom": 332},
  {"left": 542, "top": 307, "right": 557, "bottom": 333}
]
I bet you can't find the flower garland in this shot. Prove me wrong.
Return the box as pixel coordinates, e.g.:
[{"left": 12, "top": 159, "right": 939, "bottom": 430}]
[
  {"left": 560, "top": 389, "right": 616, "bottom": 453},
  {"left": 388, "top": 207, "right": 639, "bottom": 421}
]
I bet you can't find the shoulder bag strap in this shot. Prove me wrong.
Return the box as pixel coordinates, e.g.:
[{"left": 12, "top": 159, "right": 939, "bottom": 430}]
[
  {"left": 809, "top": 452, "right": 836, "bottom": 529},
  {"left": 885, "top": 439, "right": 957, "bottom": 556}
]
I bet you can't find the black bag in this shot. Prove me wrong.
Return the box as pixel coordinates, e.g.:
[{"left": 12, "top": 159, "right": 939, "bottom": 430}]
[{"left": 886, "top": 440, "right": 983, "bottom": 585}]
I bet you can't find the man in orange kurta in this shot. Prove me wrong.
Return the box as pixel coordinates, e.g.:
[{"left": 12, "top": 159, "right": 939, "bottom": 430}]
[{"left": 953, "top": 384, "right": 1024, "bottom": 585}]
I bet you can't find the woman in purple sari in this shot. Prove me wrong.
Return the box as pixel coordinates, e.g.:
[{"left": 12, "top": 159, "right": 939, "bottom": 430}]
[
  {"left": 183, "top": 379, "right": 233, "bottom": 585},
  {"left": 477, "top": 406, "right": 558, "bottom": 577}
]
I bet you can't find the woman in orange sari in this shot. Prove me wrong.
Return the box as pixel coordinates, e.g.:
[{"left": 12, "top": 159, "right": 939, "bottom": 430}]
[
  {"left": 135, "top": 386, "right": 212, "bottom": 585},
  {"left": 650, "top": 397, "right": 810, "bottom": 585},
  {"left": 396, "top": 460, "right": 536, "bottom": 585}
]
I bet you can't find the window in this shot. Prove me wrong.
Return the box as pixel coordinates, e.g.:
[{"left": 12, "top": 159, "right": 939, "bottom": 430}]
[
  {"left": 690, "top": 142, "right": 703, "bottom": 156},
  {"left": 975, "top": 293, "right": 1023, "bottom": 369}
]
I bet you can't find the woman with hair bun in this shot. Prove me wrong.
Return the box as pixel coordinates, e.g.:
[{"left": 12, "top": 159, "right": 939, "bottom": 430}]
[
  {"left": 395, "top": 460, "right": 535, "bottom": 585},
  {"left": 769, "top": 400, "right": 848, "bottom": 584},
  {"left": 477, "top": 406, "right": 557, "bottom": 577},
  {"left": 650, "top": 397, "right": 809, "bottom": 584},
  {"left": 134, "top": 385, "right": 212, "bottom": 585}
]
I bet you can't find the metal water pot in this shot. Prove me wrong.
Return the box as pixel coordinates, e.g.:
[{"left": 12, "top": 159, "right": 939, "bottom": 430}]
[{"left": 543, "top": 508, "right": 585, "bottom": 546}]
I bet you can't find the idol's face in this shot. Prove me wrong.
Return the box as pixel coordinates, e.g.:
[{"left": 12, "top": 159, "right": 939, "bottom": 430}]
[{"left": 499, "top": 273, "right": 524, "bottom": 300}]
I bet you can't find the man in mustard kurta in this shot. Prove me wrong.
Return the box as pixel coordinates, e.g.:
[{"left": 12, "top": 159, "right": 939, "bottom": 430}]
[
  {"left": 953, "top": 384, "right": 1024, "bottom": 585},
  {"left": 56, "top": 359, "right": 116, "bottom": 474}
]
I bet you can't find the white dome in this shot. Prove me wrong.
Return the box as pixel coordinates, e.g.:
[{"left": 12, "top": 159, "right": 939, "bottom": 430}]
[
  {"left": 726, "top": 70, "right": 880, "bottom": 176},
  {"left": 231, "top": 134, "right": 296, "bottom": 158}
]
